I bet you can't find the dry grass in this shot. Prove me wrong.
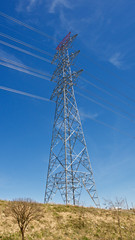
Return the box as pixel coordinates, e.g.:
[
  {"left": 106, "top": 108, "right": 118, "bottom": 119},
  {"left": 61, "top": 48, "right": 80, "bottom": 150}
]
[{"left": 0, "top": 200, "right": 135, "bottom": 240}]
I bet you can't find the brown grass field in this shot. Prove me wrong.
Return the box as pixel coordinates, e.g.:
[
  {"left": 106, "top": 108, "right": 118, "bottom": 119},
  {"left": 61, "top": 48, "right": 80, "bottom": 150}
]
[{"left": 0, "top": 200, "right": 135, "bottom": 240}]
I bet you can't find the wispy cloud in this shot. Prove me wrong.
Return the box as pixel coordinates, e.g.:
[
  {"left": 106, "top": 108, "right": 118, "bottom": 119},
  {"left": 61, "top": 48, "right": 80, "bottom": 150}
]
[
  {"left": 27, "top": 0, "right": 37, "bottom": 12},
  {"left": 48, "top": 0, "right": 72, "bottom": 13},
  {"left": 15, "top": 0, "right": 135, "bottom": 70},
  {"left": 109, "top": 52, "right": 124, "bottom": 69},
  {"left": 79, "top": 108, "right": 99, "bottom": 121},
  {"left": 16, "top": 0, "right": 42, "bottom": 13},
  {"left": 48, "top": 0, "right": 134, "bottom": 69}
]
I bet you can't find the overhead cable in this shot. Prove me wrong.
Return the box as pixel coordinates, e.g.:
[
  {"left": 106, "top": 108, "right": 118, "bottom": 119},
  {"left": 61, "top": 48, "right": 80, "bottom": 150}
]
[
  {"left": 0, "top": 85, "right": 53, "bottom": 102},
  {"left": 0, "top": 57, "right": 52, "bottom": 78},
  {"left": 75, "top": 90, "right": 135, "bottom": 125},
  {"left": 85, "top": 114, "right": 135, "bottom": 140},
  {"left": 0, "top": 80, "right": 134, "bottom": 140},
  {"left": 81, "top": 53, "right": 135, "bottom": 91},
  {"left": 83, "top": 70, "right": 135, "bottom": 104},
  {"left": 77, "top": 85, "right": 135, "bottom": 120},
  {"left": 0, "top": 32, "right": 54, "bottom": 57},
  {"left": 79, "top": 76, "right": 130, "bottom": 108},
  {"left": 1, "top": 57, "right": 135, "bottom": 125},
  {"left": 0, "top": 85, "right": 134, "bottom": 140},
  {"left": 0, "top": 23, "right": 50, "bottom": 47},
  {"left": 0, "top": 11, "right": 58, "bottom": 42},
  {"left": 0, "top": 60, "right": 51, "bottom": 81},
  {"left": 0, "top": 40, "right": 53, "bottom": 64}
]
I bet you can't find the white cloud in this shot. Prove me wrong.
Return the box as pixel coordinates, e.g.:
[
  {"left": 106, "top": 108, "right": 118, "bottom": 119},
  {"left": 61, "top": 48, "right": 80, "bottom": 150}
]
[
  {"left": 16, "top": 0, "right": 71, "bottom": 13},
  {"left": 49, "top": 0, "right": 72, "bottom": 13},
  {"left": 79, "top": 109, "right": 99, "bottom": 121},
  {"left": 27, "top": 0, "right": 37, "bottom": 12},
  {"left": 16, "top": 0, "right": 42, "bottom": 13},
  {"left": 109, "top": 52, "right": 124, "bottom": 69}
]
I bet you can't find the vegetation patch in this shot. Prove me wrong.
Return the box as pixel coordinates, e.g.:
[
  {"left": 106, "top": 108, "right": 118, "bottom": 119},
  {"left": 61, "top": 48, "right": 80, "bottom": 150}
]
[{"left": 0, "top": 200, "right": 135, "bottom": 240}]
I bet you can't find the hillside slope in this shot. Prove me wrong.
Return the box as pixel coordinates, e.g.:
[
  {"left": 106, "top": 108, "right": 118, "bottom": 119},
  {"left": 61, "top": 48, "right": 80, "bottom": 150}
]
[{"left": 0, "top": 200, "right": 135, "bottom": 240}]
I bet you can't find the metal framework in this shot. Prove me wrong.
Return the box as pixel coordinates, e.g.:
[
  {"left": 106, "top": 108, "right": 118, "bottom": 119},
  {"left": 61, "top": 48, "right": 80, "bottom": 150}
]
[{"left": 44, "top": 33, "right": 100, "bottom": 207}]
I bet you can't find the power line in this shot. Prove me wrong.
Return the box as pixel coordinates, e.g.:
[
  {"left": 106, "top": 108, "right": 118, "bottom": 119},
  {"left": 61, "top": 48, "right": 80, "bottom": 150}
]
[
  {"left": 0, "top": 85, "right": 53, "bottom": 102},
  {"left": 77, "top": 85, "right": 135, "bottom": 120},
  {"left": 0, "top": 76, "right": 134, "bottom": 140},
  {"left": 75, "top": 91, "right": 135, "bottom": 139},
  {"left": 0, "top": 22, "right": 50, "bottom": 47},
  {"left": 1, "top": 85, "right": 134, "bottom": 140},
  {"left": 2, "top": 56, "right": 135, "bottom": 125},
  {"left": 2, "top": 57, "right": 135, "bottom": 124},
  {"left": 79, "top": 75, "right": 131, "bottom": 108},
  {"left": 83, "top": 69, "right": 135, "bottom": 105},
  {"left": 0, "top": 32, "right": 54, "bottom": 57},
  {"left": 0, "top": 57, "right": 52, "bottom": 78},
  {"left": 0, "top": 40, "right": 53, "bottom": 64},
  {"left": 81, "top": 53, "right": 135, "bottom": 91},
  {"left": 0, "top": 26, "right": 133, "bottom": 142},
  {"left": 1, "top": 11, "right": 134, "bottom": 105},
  {"left": 0, "top": 60, "right": 51, "bottom": 81},
  {"left": 0, "top": 11, "right": 58, "bottom": 42},
  {"left": 0, "top": 10, "right": 133, "bottom": 96},
  {"left": 75, "top": 90, "right": 135, "bottom": 125},
  {"left": 84, "top": 114, "right": 135, "bottom": 140},
  {"left": 3, "top": 22, "right": 133, "bottom": 109}
]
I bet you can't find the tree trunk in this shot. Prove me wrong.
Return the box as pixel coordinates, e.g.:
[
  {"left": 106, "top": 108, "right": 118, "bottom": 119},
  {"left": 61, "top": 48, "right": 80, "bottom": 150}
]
[{"left": 21, "top": 228, "right": 25, "bottom": 240}]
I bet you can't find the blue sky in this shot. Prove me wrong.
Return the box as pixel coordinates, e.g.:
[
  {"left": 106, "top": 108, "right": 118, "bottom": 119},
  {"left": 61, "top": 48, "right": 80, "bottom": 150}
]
[{"left": 0, "top": 0, "right": 135, "bottom": 207}]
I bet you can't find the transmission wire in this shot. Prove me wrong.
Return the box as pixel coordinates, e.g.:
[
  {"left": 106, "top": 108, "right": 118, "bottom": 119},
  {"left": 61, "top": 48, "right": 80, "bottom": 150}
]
[
  {"left": 0, "top": 77, "right": 134, "bottom": 139},
  {"left": 75, "top": 90, "right": 135, "bottom": 125},
  {"left": 83, "top": 69, "right": 135, "bottom": 104},
  {"left": 0, "top": 85, "right": 53, "bottom": 102},
  {"left": 0, "top": 32, "right": 54, "bottom": 57},
  {"left": 0, "top": 60, "right": 51, "bottom": 81},
  {"left": 79, "top": 76, "right": 131, "bottom": 108},
  {"left": 77, "top": 85, "right": 135, "bottom": 120},
  {"left": 0, "top": 40, "right": 54, "bottom": 64},
  {"left": 81, "top": 53, "right": 135, "bottom": 91},
  {"left": 0, "top": 11, "right": 58, "bottom": 42},
  {"left": 0, "top": 22, "right": 51, "bottom": 47},
  {"left": 83, "top": 114, "right": 135, "bottom": 139},
  {"left": 1, "top": 85, "right": 134, "bottom": 140},
  {"left": 1, "top": 57, "right": 135, "bottom": 125},
  {"left": 0, "top": 57, "right": 52, "bottom": 78}
]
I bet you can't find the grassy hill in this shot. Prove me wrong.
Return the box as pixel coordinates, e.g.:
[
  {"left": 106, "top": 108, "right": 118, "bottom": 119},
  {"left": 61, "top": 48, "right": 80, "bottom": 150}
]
[{"left": 0, "top": 200, "right": 135, "bottom": 240}]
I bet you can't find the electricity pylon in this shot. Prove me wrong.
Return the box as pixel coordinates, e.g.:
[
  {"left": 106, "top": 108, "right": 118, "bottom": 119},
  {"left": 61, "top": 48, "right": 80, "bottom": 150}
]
[{"left": 44, "top": 32, "right": 100, "bottom": 207}]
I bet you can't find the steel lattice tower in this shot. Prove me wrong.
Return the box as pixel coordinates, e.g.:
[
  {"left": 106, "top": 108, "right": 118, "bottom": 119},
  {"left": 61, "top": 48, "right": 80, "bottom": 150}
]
[{"left": 44, "top": 33, "right": 100, "bottom": 207}]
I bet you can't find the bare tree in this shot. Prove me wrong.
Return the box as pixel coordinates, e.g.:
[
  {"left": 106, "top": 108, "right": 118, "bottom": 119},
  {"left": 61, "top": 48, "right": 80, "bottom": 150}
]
[
  {"left": 104, "top": 197, "right": 125, "bottom": 240},
  {"left": 5, "top": 198, "right": 42, "bottom": 240}
]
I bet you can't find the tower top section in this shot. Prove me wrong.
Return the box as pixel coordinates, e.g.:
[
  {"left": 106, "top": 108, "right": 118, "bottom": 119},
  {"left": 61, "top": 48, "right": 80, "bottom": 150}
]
[
  {"left": 51, "top": 32, "right": 83, "bottom": 85},
  {"left": 54, "top": 32, "right": 78, "bottom": 55},
  {"left": 56, "top": 32, "right": 71, "bottom": 51}
]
